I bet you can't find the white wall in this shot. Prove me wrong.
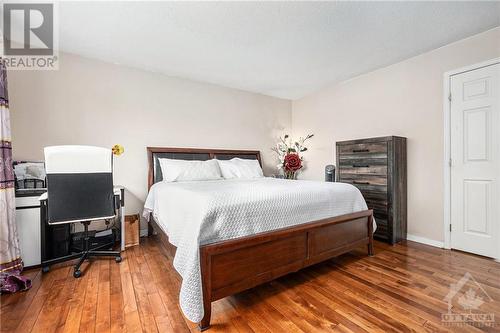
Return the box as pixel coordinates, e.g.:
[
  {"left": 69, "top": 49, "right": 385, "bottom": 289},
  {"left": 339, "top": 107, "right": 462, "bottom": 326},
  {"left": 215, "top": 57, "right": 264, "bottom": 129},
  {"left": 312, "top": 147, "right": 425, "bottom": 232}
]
[
  {"left": 9, "top": 52, "right": 291, "bottom": 228},
  {"left": 292, "top": 27, "right": 500, "bottom": 243}
]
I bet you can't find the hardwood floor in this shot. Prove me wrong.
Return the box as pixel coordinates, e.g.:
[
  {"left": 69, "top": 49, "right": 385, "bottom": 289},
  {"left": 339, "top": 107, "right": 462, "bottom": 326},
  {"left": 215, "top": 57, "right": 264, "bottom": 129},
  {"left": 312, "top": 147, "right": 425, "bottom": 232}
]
[{"left": 1, "top": 238, "right": 499, "bottom": 332}]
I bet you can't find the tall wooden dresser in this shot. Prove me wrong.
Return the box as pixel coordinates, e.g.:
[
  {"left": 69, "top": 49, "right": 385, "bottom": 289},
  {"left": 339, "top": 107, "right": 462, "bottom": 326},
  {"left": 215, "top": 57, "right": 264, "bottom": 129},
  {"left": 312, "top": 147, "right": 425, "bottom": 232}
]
[{"left": 336, "top": 136, "right": 407, "bottom": 244}]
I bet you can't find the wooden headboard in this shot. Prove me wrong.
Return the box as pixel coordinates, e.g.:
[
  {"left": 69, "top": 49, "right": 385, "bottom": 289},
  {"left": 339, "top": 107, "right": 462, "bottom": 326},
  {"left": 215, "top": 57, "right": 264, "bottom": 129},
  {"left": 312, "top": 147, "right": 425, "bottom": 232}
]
[{"left": 147, "top": 147, "right": 262, "bottom": 189}]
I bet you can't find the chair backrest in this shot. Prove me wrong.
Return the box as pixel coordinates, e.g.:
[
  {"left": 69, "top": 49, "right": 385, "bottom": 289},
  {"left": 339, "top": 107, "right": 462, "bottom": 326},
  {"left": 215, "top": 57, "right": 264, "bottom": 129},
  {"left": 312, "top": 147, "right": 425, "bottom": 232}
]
[{"left": 44, "top": 145, "right": 115, "bottom": 224}]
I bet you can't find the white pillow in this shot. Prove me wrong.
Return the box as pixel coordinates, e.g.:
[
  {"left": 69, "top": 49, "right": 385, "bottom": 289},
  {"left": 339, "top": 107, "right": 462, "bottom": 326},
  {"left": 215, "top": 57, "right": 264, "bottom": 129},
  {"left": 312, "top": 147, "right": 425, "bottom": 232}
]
[
  {"left": 159, "top": 158, "right": 222, "bottom": 182},
  {"left": 217, "top": 158, "right": 264, "bottom": 179}
]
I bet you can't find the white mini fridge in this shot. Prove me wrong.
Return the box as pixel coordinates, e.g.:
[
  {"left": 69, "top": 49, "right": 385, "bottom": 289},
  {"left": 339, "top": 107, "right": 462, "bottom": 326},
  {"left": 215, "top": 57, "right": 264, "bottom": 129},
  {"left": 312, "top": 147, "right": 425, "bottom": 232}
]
[{"left": 15, "top": 195, "right": 42, "bottom": 267}]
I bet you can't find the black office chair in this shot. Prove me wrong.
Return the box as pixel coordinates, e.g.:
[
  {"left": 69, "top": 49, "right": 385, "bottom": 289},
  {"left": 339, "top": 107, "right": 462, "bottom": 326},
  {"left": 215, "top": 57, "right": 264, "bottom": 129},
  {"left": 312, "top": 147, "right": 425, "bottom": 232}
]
[{"left": 44, "top": 145, "right": 121, "bottom": 278}]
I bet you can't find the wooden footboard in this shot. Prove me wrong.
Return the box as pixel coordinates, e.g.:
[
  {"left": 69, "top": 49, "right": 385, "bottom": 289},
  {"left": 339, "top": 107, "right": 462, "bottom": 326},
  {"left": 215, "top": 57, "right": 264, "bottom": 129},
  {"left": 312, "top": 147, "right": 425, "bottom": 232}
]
[{"left": 149, "top": 209, "right": 373, "bottom": 330}]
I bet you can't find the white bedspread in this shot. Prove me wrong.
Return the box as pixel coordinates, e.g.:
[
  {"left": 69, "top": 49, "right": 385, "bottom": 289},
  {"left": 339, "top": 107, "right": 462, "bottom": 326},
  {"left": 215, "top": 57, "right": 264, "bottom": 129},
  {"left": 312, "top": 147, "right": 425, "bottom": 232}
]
[{"left": 143, "top": 177, "right": 373, "bottom": 323}]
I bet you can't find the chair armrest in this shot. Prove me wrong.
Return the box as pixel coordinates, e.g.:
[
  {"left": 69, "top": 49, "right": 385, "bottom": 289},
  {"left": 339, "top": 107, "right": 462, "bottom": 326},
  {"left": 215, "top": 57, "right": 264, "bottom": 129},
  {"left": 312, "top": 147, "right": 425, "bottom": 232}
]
[{"left": 39, "top": 192, "right": 48, "bottom": 201}]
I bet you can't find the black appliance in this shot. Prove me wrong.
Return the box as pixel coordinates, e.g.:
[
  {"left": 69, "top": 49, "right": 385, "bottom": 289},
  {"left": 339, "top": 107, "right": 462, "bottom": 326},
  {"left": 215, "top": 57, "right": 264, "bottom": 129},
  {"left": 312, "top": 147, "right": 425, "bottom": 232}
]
[
  {"left": 71, "top": 229, "right": 116, "bottom": 253},
  {"left": 325, "top": 165, "right": 336, "bottom": 182},
  {"left": 40, "top": 201, "right": 71, "bottom": 262}
]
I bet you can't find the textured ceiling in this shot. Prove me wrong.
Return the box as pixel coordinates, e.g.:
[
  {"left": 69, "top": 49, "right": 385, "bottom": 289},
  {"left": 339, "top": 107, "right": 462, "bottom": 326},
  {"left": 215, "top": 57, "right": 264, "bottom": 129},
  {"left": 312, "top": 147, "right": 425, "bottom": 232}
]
[{"left": 30, "top": 2, "right": 500, "bottom": 99}]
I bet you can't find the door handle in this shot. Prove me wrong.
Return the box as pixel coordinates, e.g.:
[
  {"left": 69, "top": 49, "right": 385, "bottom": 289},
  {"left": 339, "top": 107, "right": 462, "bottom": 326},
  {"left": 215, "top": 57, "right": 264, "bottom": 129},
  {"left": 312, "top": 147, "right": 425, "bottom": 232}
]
[{"left": 353, "top": 181, "right": 370, "bottom": 185}]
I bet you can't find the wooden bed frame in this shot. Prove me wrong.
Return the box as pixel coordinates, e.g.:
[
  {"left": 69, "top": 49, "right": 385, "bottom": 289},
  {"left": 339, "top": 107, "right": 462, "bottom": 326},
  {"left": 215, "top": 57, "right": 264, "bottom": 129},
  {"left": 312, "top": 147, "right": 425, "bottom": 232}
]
[{"left": 146, "top": 147, "right": 374, "bottom": 330}]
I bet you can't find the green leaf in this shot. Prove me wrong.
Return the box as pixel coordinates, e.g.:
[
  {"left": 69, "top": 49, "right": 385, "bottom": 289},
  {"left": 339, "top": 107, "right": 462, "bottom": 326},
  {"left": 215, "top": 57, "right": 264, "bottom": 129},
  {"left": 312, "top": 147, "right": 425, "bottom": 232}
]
[{"left": 301, "top": 148, "right": 307, "bottom": 152}]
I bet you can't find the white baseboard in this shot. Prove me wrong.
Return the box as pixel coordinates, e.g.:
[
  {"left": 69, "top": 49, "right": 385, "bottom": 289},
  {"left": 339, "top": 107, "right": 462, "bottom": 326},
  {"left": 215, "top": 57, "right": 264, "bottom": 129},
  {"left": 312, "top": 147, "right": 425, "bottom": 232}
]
[
  {"left": 140, "top": 228, "right": 149, "bottom": 237},
  {"left": 406, "top": 234, "right": 444, "bottom": 248}
]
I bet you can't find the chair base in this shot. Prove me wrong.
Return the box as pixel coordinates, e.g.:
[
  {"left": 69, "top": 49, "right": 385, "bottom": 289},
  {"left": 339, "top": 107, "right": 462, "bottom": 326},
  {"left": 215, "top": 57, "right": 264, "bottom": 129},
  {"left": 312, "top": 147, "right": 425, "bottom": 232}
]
[
  {"left": 42, "top": 220, "right": 122, "bottom": 278},
  {"left": 73, "top": 249, "right": 121, "bottom": 278}
]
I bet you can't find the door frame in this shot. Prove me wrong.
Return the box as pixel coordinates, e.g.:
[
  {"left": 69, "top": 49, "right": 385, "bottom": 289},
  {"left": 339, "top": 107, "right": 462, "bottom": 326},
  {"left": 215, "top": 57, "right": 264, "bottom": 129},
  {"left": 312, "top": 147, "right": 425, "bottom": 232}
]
[{"left": 443, "top": 57, "right": 500, "bottom": 254}]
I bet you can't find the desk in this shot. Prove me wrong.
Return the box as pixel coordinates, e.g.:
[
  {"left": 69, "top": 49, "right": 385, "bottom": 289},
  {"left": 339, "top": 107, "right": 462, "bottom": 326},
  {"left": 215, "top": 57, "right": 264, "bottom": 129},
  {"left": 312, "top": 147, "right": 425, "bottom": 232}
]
[
  {"left": 15, "top": 186, "right": 125, "bottom": 269},
  {"left": 115, "top": 186, "right": 125, "bottom": 251}
]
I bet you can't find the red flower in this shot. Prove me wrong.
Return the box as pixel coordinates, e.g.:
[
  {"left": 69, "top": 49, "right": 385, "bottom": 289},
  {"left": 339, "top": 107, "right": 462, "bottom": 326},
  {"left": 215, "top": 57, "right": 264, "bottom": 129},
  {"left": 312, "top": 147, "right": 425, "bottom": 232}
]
[{"left": 284, "top": 153, "right": 302, "bottom": 172}]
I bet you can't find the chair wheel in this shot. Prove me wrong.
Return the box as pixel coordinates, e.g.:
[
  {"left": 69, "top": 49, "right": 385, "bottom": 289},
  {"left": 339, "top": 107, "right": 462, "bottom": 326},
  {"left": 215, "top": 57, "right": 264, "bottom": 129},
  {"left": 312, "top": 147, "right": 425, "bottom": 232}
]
[
  {"left": 73, "top": 270, "right": 82, "bottom": 278},
  {"left": 115, "top": 256, "right": 122, "bottom": 263},
  {"left": 42, "top": 266, "right": 50, "bottom": 273}
]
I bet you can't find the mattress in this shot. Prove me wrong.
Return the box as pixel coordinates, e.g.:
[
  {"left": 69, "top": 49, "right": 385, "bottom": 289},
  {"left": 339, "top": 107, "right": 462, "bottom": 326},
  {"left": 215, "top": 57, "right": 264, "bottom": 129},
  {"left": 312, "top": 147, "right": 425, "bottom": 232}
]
[{"left": 143, "top": 177, "right": 374, "bottom": 323}]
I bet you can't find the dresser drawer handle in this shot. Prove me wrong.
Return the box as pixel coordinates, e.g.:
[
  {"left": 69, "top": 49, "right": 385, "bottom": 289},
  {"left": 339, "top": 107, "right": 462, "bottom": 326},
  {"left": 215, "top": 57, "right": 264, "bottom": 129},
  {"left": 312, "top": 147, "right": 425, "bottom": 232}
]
[
  {"left": 352, "top": 149, "right": 369, "bottom": 153},
  {"left": 353, "top": 181, "right": 370, "bottom": 185},
  {"left": 352, "top": 164, "right": 369, "bottom": 168}
]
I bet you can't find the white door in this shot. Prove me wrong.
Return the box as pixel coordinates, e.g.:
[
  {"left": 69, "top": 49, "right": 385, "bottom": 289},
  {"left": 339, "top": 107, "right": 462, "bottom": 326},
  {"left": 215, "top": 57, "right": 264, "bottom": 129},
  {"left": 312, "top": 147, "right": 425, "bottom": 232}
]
[{"left": 450, "top": 63, "right": 500, "bottom": 258}]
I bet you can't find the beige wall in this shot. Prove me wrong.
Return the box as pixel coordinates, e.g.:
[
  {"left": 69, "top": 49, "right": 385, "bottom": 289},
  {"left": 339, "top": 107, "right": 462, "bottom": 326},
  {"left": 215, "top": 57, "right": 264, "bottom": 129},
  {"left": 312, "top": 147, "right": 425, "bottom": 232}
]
[
  {"left": 292, "top": 27, "right": 500, "bottom": 242},
  {"left": 9, "top": 52, "right": 291, "bottom": 224},
  {"left": 10, "top": 28, "right": 500, "bottom": 241}
]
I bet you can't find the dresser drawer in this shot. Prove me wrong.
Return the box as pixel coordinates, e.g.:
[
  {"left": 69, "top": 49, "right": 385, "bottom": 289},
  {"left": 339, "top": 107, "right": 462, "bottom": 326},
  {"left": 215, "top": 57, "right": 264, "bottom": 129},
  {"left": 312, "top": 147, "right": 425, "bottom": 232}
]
[
  {"left": 342, "top": 179, "right": 387, "bottom": 193},
  {"left": 364, "top": 198, "right": 388, "bottom": 212},
  {"left": 340, "top": 174, "right": 387, "bottom": 186},
  {"left": 360, "top": 190, "right": 387, "bottom": 201},
  {"left": 374, "top": 216, "right": 388, "bottom": 228},
  {"left": 338, "top": 142, "right": 387, "bottom": 154},
  {"left": 339, "top": 156, "right": 387, "bottom": 167},
  {"left": 373, "top": 208, "right": 388, "bottom": 220},
  {"left": 340, "top": 165, "right": 387, "bottom": 176},
  {"left": 374, "top": 218, "right": 389, "bottom": 239}
]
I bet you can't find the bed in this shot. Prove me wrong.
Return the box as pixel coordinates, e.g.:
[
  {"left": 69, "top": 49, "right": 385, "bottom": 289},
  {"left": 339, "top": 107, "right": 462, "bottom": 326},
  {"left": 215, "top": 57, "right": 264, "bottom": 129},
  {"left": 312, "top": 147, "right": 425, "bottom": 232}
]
[{"left": 144, "top": 147, "right": 374, "bottom": 330}]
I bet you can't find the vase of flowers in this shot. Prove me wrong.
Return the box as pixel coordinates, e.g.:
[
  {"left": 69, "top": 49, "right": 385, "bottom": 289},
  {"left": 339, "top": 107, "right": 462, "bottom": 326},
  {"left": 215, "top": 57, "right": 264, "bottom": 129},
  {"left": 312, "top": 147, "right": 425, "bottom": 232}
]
[{"left": 272, "top": 134, "right": 313, "bottom": 179}]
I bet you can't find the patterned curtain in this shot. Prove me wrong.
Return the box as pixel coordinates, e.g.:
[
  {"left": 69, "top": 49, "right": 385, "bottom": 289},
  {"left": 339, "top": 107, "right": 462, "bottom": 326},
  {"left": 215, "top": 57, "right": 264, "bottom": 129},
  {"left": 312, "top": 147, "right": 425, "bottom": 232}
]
[{"left": 0, "top": 60, "right": 31, "bottom": 293}]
